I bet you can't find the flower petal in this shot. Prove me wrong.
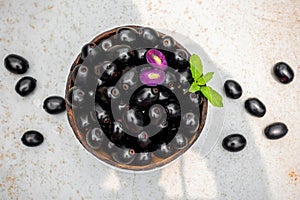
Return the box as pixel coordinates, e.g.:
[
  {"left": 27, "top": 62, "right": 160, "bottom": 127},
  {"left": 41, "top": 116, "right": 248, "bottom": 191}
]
[
  {"left": 139, "top": 68, "right": 166, "bottom": 86},
  {"left": 146, "top": 49, "right": 168, "bottom": 70}
]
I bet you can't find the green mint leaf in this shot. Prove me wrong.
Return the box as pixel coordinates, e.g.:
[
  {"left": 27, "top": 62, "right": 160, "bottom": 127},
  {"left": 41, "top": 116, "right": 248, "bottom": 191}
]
[
  {"left": 189, "top": 54, "right": 203, "bottom": 80},
  {"left": 200, "top": 86, "right": 223, "bottom": 107},
  {"left": 189, "top": 82, "right": 201, "bottom": 93},
  {"left": 196, "top": 77, "right": 206, "bottom": 85},
  {"left": 203, "top": 72, "right": 214, "bottom": 83}
]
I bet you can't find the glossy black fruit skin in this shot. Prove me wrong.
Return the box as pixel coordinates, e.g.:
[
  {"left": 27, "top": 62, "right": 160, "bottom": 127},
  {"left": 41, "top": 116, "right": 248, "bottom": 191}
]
[
  {"left": 4, "top": 54, "right": 29, "bottom": 74},
  {"left": 43, "top": 96, "right": 66, "bottom": 114},
  {"left": 273, "top": 62, "right": 294, "bottom": 84},
  {"left": 245, "top": 98, "right": 266, "bottom": 118},
  {"left": 15, "top": 76, "right": 37, "bottom": 96},
  {"left": 171, "top": 134, "right": 188, "bottom": 149},
  {"left": 160, "top": 35, "right": 175, "bottom": 49},
  {"left": 112, "top": 148, "right": 136, "bottom": 164},
  {"left": 130, "top": 86, "right": 159, "bottom": 108},
  {"left": 140, "top": 27, "right": 159, "bottom": 46},
  {"left": 116, "top": 27, "right": 138, "bottom": 44},
  {"left": 222, "top": 134, "right": 246, "bottom": 152},
  {"left": 86, "top": 127, "right": 106, "bottom": 150},
  {"left": 66, "top": 87, "right": 86, "bottom": 108},
  {"left": 153, "top": 143, "right": 173, "bottom": 158},
  {"left": 21, "top": 130, "right": 44, "bottom": 147},
  {"left": 107, "top": 45, "right": 132, "bottom": 63},
  {"left": 224, "top": 80, "right": 242, "bottom": 99},
  {"left": 81, "top": 42, "right": 100, "bottom": 60},
  {"left": 133, "top": 152, "right": 152, "bottom": 166},
  {"left": 264, "top": 122, "right": 288, "bottom": 139}
]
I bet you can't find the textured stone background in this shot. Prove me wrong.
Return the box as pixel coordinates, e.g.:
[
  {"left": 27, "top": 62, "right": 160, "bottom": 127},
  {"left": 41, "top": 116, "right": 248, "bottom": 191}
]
[{"left": 0, "top": 0, "right": 299, "bottom": 199}]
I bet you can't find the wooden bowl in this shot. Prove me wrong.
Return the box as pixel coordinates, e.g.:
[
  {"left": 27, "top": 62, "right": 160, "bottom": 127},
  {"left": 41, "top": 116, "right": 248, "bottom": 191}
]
[{"left": 65, "top": 25, "right": 208, "bottom": 171}]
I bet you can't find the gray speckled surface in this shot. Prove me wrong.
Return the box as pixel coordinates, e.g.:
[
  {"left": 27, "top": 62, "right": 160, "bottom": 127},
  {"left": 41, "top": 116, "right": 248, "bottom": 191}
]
[{"left": 0, "top": 0, "right": 299, "bottom": 199}]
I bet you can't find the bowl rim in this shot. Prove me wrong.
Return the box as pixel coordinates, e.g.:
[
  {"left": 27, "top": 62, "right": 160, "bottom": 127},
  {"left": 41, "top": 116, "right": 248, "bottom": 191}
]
[{"left": 65, "top": 25, "right": 208, "bottom": 172}]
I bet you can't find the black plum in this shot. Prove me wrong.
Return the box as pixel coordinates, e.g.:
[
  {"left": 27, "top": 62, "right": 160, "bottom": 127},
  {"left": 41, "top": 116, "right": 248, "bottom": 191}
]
[
  {"left": 107, "top": 45, "right": 133, "bottom": 64},
  {"left": 222, "top": 134, "right": 247, "bottom": 152},
  {"left": 182, "top": 112, "right": 199, "bottom": 134},
  {"left": 4, "top": 54, "right": 29, "bottom": 74},
  {"left": 66, "top": 87, "right": 86, "bottom": 108},
  {"left": 245, "top": 98, "right": 266, "bottom": 118},
  {"left": 273, "top": 62, "right": 294, "bottom": 84},
  {"left": 171, "top": 134, "right": 188, "bottom": 149},
  {"left": 264, "top": 122, "right": 288, "bottom": 140},
  {"left": 140, "top": 27, "right": 159, "bottom": 47},
  {"left": 43, "top": 96, "right": 66, "bottom": 114},
  {"left": 158, "top": 35, "right": 176, "bottom": 51},
  {"left": 15, "top": 76, "right": 37, "bottom": 96},
  {"left": 133, "top": 152, "right": 152, "bottom": 166},
  {"left": 116, "top": 27, "right": 138, "bottom": 44},
  {"left": 153, "top": 143, "right": 173, "bottom": 158},
  {"left": 81, "top": 42, "right": 101, "bottom": 61},
  {"left": 130, "top": 86, "right": 159, "bottom": 108},
  {"left": 86, "top": 127, "right": 105, "bottom": 150},
  {"left": 21, "top": 130, "right": 44, "bottom": 147},
  {"left": 224, "top": 80, "right": 242, "bottom": 99},
  {"left": 112, "top": 148, "right": 136, "bottom": 164}
]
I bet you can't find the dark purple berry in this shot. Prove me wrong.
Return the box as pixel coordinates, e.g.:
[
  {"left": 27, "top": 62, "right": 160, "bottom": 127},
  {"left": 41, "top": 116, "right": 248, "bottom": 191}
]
[
  {"left": 245, "top": 98, "right": 266, "bottom": 118},
  {"left": 188, "top": 93, "right": 202, "bottom": 107},
  {"left": 222, "top": 134, "right": 246, "bottom": 152},
  {"left": 224, "top": 80, "right": 242, "bottom": 99},
  {"left": 81, "top": 42, "right": 100, "bottom": 60},
  {"left": 264, "top": 122, "right": 288, "bottom": 139},
  {"left": 153, "top": 143, "right": 173, "bottom": 158},
  {"left": 141, "top": 27, "right": 159, "bottom": 43},
  {"left": 95, "top": 104, "right": 111, "bottom": 124},
  {"left": 15, "top": 76, "right": 36, "bottom": 96},
  {"left": 123, "top": 108, "right": 147, "bottom": 134},
  {"left": 130, "top": 86, "right": 159, "bottom": 108},
  {"left": 110, "top": 122, "right": 124, "bottom": 142},
  {"left": 72, "top": 64, "right": 89, "bottom": 86},
  {"left": 182, "top": 112, "right": 199, "bottom": 134},
  {"left": 100, "top": 61, "right": 120, "bottom": 83},
  {"left": 159, "top": 35, "right": 176, "bottom": 50},
  {"left": 149, "top": 104, "right": 166, "bottom": 125},
  {"left": 112, "top": 148, "right": 136, "bottom": 164},
  {"left": 101, "top": 38, "right": 113, "bottom": 51},
  {"left": 273, "top": 62, "right": 294, "bottom": 84},
  {"left": 66, "top": 87, "right": 85, "bottom": 108},
  {"left": 43, "top": 96, "right": 66, "bottom": 114},
  {"left": 171, "top": 134, "right": 188, "bottom": 149},
  {"left": 21, "top": 130, "right": 44, "bottom": 147},
  {"left": 76, "top": 113, "right": 92, "bottom": 132},
  {"left": 86, "top": 127, "right": 105, "bottom": 149},
  {"left": 133, "top": 152, "right": 152, "bottom": 166},
  {"left": 120, "top": 69, "right": 138, "bottom": 89},
  {"left": 134, "top": 48, "right": 148, "bottom": 65},
  {"left": 116, "top": 27, "right": 138, "bottom": 43},
  {"left": 165, "top": 71, "right": 177, "bottom": 86},
  {"left": 175, "top": 49, "right": 188, "bottom": 61},
  {"left": 4, "top": 54, "right": 29, "bottom": 74},
  {"left": 107, "top": 87, "right": 120, "bottom": 99},
  {"left": 166, "top": 103, "right": 180, "bottom": 117},
  {"left": 107, "top": 45, "right": 132, "bottom": 63}
]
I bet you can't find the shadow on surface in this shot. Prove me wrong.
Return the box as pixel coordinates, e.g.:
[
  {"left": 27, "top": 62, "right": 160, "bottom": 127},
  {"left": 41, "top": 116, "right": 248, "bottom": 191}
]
[{"left": 151, "top": 34, "right": 273, "bottom": 199}]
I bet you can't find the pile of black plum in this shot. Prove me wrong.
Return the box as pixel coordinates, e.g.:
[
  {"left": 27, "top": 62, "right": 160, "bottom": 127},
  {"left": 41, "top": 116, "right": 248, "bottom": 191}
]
[{"left": 66, "top": 26, "right": 207, "bottom": 167}]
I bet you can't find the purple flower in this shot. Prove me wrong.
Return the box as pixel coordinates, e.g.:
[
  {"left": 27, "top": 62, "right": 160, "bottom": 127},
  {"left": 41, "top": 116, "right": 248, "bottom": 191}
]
[
  {"left": 146, "top": 49, "right": 168, "bottom": 70},
  {"left": 139, "top": 68, "right": 165, "bottom": 86}
]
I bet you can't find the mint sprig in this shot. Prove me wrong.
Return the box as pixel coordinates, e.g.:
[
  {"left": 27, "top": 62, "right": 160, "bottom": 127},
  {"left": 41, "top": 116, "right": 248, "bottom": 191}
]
[{"left": 188, "top": 54, "right": 223, "bottom": 107}]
